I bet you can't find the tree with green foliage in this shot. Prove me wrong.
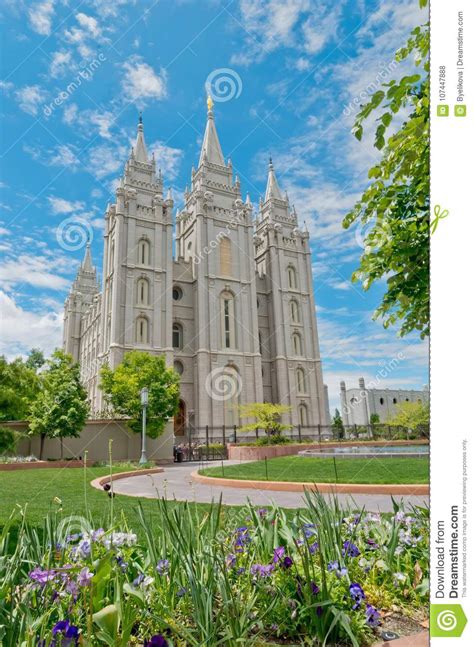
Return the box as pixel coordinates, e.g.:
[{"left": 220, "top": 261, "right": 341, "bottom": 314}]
[
  {"left": 28, "top": 350, "right": 89, "bottom": 459},
  {"left": 100, "top": 351, "right": 180, "bottom": 439},
  {"left": 370, "top": 413, "right": 380, "bottom": 425},
  {"left": 239, "top": 403, "right": 292, "bottom": 437},
  {"left": 0, "top": 426, "right": 18, "bottom": 455},
  {"left": 0, "top": 350, "right": 43, "bottom": 422},
  {"left": 25, "top": 348, "right": 45, "bottom": 371},
  {"left": 332, "top": 408, "right": 344, "bottom": 438},
  {"left": 343, "top": 0, "right": 429, "bottom": 339},
  {"left": 386, "top": 401, "right": 429, "bottom": 435}
]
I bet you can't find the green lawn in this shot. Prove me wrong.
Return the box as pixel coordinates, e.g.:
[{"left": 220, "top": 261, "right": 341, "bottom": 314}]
[
  {"left": 0, "top": 466, "right": 242, "bottom": 536},
  {"left": 200, "top": 456, "right": 429, "bottom": 484}
]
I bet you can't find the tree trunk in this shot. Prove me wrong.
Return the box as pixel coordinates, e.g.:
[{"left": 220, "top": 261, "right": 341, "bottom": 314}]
[{"left": 39, "top": 433, "right": 45, "bottom": 460}]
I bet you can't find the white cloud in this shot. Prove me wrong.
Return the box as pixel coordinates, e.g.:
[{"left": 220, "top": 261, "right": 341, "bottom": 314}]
[
  {"left": 0, "top": 291, "right": 63, "bottom": 360},
  {"left": 121, "top": 56, "right": 167, "bottom": 103},
  {"left": 87, "top": 143, "right": 128, "bottom": 179},
  {"left": 65, "top": 12, "right": 102, "bottom": 45},
  {"left": 0, "top": 254, "right": 71, "bottom": 291},
  {"left": 149, "top": 141, "right": 183, "bottom": 180},
  {"left": 231, "top": 0, "right": 342, "bottom": 65},
  {"left": 25, "top": 143, "right": 81, "bottom": 170},
  {"left": 28, "top": 0, "right": 55, "bottom": 36},
  {"left": 15, "top": 85, "right": 47, "bottom": 116},
  {"left": 49, "top": 50, "right": 73, "bottom": 78},
  {"left": 48, "top": 196, "right": 85, "bottom": 214}
]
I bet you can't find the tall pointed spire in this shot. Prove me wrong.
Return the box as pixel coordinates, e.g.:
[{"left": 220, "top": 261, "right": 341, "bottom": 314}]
[
  {"left": 199, "top": 95, "right": 225, "bottom": 166},
  {"left": 81, "top": 241, "right": 94, "bottom": 273},
  {"left": 265, "top": 157, "right": 283, "bottom": 201},
  {"left": 134, "top": 112, "right": 148, "bottom": 163}
]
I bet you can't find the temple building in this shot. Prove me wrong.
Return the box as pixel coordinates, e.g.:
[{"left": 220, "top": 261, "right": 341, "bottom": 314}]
[{"left": 63, "top": 100, "right": 329, "bottom": 434}]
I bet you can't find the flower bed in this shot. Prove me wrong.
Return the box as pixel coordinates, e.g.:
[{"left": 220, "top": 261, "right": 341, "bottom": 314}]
[
  {"left": 0, "top": 492, "right": 428, "bottom": 646},
  {"left": 0, "top": 458, "right": 84, "bottom": 471}
]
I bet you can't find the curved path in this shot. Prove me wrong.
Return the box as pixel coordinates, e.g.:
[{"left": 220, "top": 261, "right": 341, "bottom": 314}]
[{"left": 109, "top": 461, "right": 428, "bottom": 512}]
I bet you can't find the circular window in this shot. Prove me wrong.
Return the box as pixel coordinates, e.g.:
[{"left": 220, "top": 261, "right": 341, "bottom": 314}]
[
  {"left": 172, "top": 286, "right": 183, "bottom": 301},
  {"left": 174, "top": 360, "right": 184, "bottom": 375}
]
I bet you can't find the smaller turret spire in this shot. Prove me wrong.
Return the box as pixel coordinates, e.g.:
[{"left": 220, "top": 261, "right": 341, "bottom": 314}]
[
  {"left": 265, "top": 157, "right": 283, "bottom": 201},
  {"left": 134, "top": 113, "right": 148, "bottom": 162}
]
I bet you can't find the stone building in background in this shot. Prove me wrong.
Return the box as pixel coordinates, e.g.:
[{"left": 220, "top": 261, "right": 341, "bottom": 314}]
[
  {"left": 63, "top": 101, "right": 329, "bottom": 433},
  {"left": 339, "top": 377, "right": 429, "bottom": 426}
]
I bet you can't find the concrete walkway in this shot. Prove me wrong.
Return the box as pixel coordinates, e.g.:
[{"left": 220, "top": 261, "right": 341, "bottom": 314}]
[{"left": 110, "top": 461, "right": 428, "bottom": 512}]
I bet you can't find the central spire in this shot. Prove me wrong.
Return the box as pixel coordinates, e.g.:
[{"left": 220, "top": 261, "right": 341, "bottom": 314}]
[
  {"left": 134, "top": 112, "right": 148, "bottom": 163},
  {"left": 265, "top": 157, "right": 283, "bottom": 201},
  {"left": 199, "top": 95, "right": 225, "bottom": 166}
]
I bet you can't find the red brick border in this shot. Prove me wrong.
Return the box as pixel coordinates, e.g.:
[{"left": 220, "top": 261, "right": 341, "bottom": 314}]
[
  {"left": 90, "top": 467, "right": 164, "bottom": 491},
  {"left": 0, "top": 460, "right": 84, "bottom": 471},
  {"left": 191, "top": 471, "right": 429, "bottom": 495}
]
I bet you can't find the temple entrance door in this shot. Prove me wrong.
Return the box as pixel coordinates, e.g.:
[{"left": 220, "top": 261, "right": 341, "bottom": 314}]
[{"left": 174, "top": 399, "right": 186, "bottom": 436}]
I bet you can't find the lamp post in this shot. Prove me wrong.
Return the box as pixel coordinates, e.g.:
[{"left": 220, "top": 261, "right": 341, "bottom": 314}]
[{"left": 139, "top": 387, "right": 149, "bottom": 465}]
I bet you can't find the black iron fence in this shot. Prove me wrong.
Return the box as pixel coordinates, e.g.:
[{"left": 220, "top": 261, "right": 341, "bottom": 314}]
[{"left": 173, "top": 424, "right": 429, "bottom": 462}]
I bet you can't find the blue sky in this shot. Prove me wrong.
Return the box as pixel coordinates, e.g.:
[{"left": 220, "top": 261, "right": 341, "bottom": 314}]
[{"left": 0, "top": 0, "right": 428, "bottom": 412}]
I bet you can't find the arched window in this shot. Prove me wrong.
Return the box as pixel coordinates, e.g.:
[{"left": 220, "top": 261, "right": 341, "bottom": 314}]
[
  {"left": 173, "top": 322, "right": 183, "bottom": 349},
  {"left": 219, "top": 236, "right": 232, "bottom": 276},
  {"left": 136, "top": 316, "right": 148, "bottom": 343},
  {"left": 258, "top": 330, "right": 263, "bottom": 354},
  {"left": 137, "top": 238, "right": 150, "bottom": 266},
  {"left": 380, "top": 397, "right": 384, "bottom": 405},
  {"left": 288, "top": 265, "right": 297, "bottom": 289},
  {"left": 298, "top": 403, "right": 308, "bottom": 426},
  {"left": 221, "top": 291, "right": 236, "bottom": 349},
  {"left": 296, "top": 367, "right": 306, "bottom": 394},
  {"left": 137, "top": 278, "right": 149, "bottom": 305},
  {"left": 292, "top": 332, "right": 303, "bottom": 356},
  {"left": 290, "top": 300, "right": 300, "bottom": 323},
  {"left": 393, "top": 398, "right": 397, "bottom": 404}
]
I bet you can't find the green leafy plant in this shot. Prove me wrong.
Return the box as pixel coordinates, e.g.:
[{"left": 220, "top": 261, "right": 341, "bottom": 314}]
[
  {"left": 343, "top": 1, "right": 429, "bottom": 339},
  {"left": 239, "top": 403, "right": 292, "bottom": 439},
  {"left": 100, "top": 351, "right": 180, "bottom": 439},
  {"left": 28, "top": 350, "right": 89, "bottom": 459}
]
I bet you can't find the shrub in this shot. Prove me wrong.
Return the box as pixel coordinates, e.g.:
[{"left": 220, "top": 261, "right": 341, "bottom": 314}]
[{"left": 0, "top": 426, "right": 18, "bottom": 455}]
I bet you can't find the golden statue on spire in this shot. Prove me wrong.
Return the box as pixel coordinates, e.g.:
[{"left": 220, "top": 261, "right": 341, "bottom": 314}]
[{"left": 207, "top": 94, "right": 214, "bottom": 112}]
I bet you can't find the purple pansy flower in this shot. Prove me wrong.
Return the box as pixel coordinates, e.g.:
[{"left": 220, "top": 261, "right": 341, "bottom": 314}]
[
  {"left": 273, "top": 546, "right": 285, "bottom": 563},
  {"left": 365, "top": 604, "right": 381, "bottom": 627},
  {"left": 342, "top": 540, "right": 360, "bottom": 558},
  {"left": 144, "top": 635, "right": 169, "bottom": 647},
  {"left": 327, "top": 561, "right": 348, "bottom": 578},
  {"left": 310, "top": 581, "right": 320, "bottom": 596},
  {"left": 156, "top": 559, "right": 170, "bottom": 575},
  {"left": 51, "top": 620, "right": 79, "bottom": 646},
  {"left": 77, "top": 567, "right": 93, "bottom": 587},
  {"left": 349, "top": 582, "right": 366, "bottom": 609},
  {"left": 250, "top": 563, "right": 274, "bottom": 578},
  {"left": 281, "top": 556, "right": 293, "bottom": 569},
  {"left": 29, "top": 567, "right": 57, "bottom": 586}
]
